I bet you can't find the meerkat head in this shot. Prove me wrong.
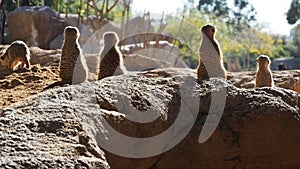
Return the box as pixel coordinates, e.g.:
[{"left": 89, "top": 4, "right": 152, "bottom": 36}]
[
  {"left": 256, "top": 55, "right": 271, "bottom": 67},
  {"left": 103, "top": 31, "right": 119, "bottom": 47},
  {"left": 0, "top": 54, "right": 9, "bottom": 68},
  {"left": 64, "top": 26, "right": 80, "bottom": 41},
  {"left": 201, "top": 24, "right": 216, "bottom": 39}
]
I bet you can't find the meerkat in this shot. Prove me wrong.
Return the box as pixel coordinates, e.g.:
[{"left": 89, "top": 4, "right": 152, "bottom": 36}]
[
  {"left": 197, "top": 24, "right": 227, "bottom": 80},
  {"left": 291, "top": 82, "right": 300, "bottom": 94},
  {"left": 0, "top": 40, "right": 30, "bottom": 71},
  {"left": 98, "top": 31, "right": 125, "bottom": 80},
  {"left": 44, "top": 26, "right": 88, "bottom": 90},
  {"left": 255, "top": 55, "right": 274, "bottom": 88}
]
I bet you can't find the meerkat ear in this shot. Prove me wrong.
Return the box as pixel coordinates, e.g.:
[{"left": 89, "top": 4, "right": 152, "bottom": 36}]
[{"left": 212, "top": 26, "right": 216, "bottom": 33}]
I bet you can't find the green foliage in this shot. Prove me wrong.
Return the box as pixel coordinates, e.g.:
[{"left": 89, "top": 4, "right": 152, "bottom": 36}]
[
  {"left": 290, "top": 24, "right": 300, "bottom": 57},
  {"left": 58, "top": 0, "right": 81, "bottom": 14},
  {"left": 4, "top": 0, "right": 54, "bottom": 11}
]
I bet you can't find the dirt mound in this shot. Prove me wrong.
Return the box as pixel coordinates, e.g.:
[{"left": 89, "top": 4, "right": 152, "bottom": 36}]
[{"left": 0, "top": 64, "right": 59, "bottom": 107}]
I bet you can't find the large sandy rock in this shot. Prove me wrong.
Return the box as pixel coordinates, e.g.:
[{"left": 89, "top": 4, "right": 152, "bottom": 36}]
[
  {"left": 134, "top": 43, "right": 188, "bottom": 68},
  {"left": 78, "top": 24, "right": 94, "bottom": 47},
  {"left": 7, "top": 6, "right": 68, "bottom": 49},
  {"left": 29, "top": 46, "right": 61, "bottom": 66},
  {"left": 49, "top": 33, "right": 64, "bottom": 50},
  {"left": 123, "top": 54, "right": 171, "bottom": 71},
  {"left": 1, "top": 68, "right": 300, "bottom": 168}
]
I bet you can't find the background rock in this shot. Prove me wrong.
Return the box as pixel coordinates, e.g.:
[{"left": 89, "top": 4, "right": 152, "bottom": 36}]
[
  {"left": 123, "top": 53, "right": 171, "bottom": 71},
  {"left": 29, "top": 46, "right": 61, "bottom": 66},
  {"left": 49, "top": 33, "right": 64, "bottom": 50},
  {"left": 7, "top": 6, "right": 68, "bottom": 49},
  {"left": 133, "top": 43, "right": 187, "bottom": 68}
]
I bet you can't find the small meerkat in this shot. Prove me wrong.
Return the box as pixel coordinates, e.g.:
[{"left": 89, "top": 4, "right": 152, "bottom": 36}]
[
  {"left": 98, "top": 31, "right": 125, "bottom": 80},
  {"left": 291, "top": 82, "right": 300, "bottom": 94},
  {"left": 197, "top": 24, "right": 227, "bottom": 80},
  {"left": 255, "top": 55, "right": 274, "bottom": 88},
  {"left": 44, "top": 26, "right": 88, "bottom": 90},
  {"left": 0, "top": 40, "right": 30, "bottom": 71}
]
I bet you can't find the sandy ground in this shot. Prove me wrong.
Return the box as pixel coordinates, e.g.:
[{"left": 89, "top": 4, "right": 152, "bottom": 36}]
[{"left": 0, "top": 65, "right": 60, "bottom": 107}]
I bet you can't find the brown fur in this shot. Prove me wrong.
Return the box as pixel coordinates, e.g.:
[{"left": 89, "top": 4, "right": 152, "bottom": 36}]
[
  {"left": 255, "top": 55, "right": 274, "bottom": 88},
  {"left": 291, "top": 82, "right": 300, "bottom": 94},
  {"left": 197, "top": 24, "right": 227, "bottom": 80},
  {"left": 59, "top": 26, "right": 88, "bottom": 84},
  {"left": 44, "top": 26, "right": 88, "bottom": 91},
  {"left": 98, "top": 31, "right": 124, "bottom": 80},
  {"left": 0, "top": 40, "right": 30, "bottom": 70}
]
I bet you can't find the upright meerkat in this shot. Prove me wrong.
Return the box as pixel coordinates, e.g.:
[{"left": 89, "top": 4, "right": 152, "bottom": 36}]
[
  {"left": 197, "top": 24, "right": 227, "bottom": 80},
  {"left": 255, "top": 55, "right": 274, "bottom": 88},
  {"left": 44, "top": 26, "right": 88, "bottom": 90},
  {"left": 98, "top": 31, "right": 124, "bottom": 80},
  {"left": 0, "top": 40, "right": 30, "bottom": 71}
]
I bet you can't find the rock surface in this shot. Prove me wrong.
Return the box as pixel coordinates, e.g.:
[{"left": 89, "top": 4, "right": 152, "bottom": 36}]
[
  {"left": 1, "top": 68, "right": 300, "bottom": 169},
  {"left": 7, "top": 6, "right": 68, "bottom": 49}
]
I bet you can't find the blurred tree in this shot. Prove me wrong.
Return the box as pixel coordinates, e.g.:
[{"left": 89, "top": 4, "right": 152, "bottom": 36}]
[
  {"left": 290, "top": 24, "right": 300, "bottom": 57},
  {"left": 196, "top": 0, "right": 256, "bottom": 30},
  {"left": 0, "top": 0, "right": 5, "bottom": 44},
  {"left": 229, "top": 0, "right": 256, "bottom": 31},
  {"left": 197, "top": 0, "right": 230, "bottom": 18},
  {"left": 287, "top": 0, "right": 300, "bottom": 24}
]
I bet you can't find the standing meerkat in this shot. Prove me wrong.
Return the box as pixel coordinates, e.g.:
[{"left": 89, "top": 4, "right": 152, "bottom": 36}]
[
  {"left": 98, "top": 31, "right": 125, "bottom": 80},
  {"left": 0, "top": 40, "right": 30, "bottom": 71},
  {"left": 44, "top": 26, "right": 88, "bottom": 90},
  {"left": 197, "top": 24, "right": 227, "bottom": 80},
  {"left": 255, "top": 55, "right": 274, "bottom": 88}
]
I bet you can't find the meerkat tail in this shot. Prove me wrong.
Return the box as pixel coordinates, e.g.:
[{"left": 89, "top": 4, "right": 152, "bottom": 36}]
[
  {"left": 25, "top": 58, "right": 30, "bottom": 69},
  {"left": 43, "top": 80, "right": 71, "bottom": 91}
]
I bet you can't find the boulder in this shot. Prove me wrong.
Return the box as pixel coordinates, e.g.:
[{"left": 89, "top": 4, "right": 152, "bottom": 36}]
[
  {"left": 133, "top": 42, "right": 188, "bottom": 68},
  {"left": 49, "top": 33, "right": 64, "bottom": 50},
  {"left": 29, "top": 46, "right": 61, "bottom": 66},
  {"left": 123, "top": 54, "right": 171, "bottom": 71},
  {"left": 1, "top": 68, "right": 300, "bottom": 168},
  {"left": 78, "top": 23, "right": 94, "bottom": 47},
  {"left": 7, "top": 6, "right": 68, "bottom": 49}
]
